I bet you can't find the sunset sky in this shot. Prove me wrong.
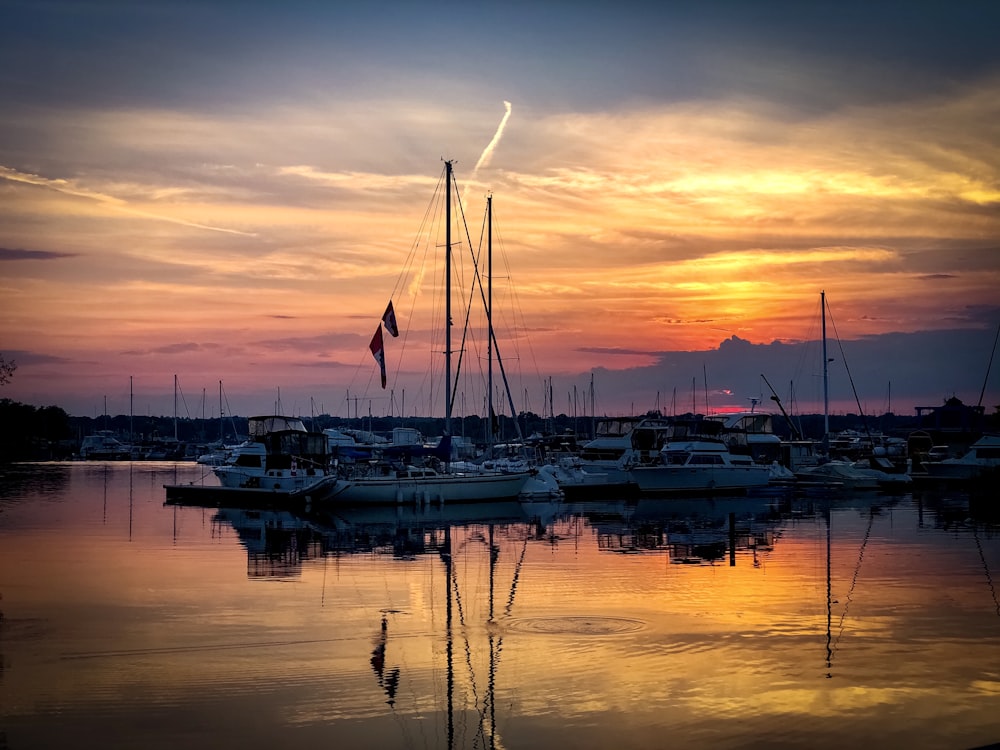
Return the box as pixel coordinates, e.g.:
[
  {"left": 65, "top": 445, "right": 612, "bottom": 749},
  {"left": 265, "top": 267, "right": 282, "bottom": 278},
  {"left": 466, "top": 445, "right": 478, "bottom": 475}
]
[{"left": 1, "top": 0, "right": 998, "bottom": 422}]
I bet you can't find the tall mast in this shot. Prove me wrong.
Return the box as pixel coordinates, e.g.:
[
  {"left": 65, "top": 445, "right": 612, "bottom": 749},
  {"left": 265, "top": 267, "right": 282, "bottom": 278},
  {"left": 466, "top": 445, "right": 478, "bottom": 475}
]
[
  {"left": 173, "top": 374, "right": 178, "bottom": 442},
  {"left": 821, "top": 290, "right": 829, "bottom": 438},
  {"left": 590, "top": 372, "right": 596, "bottom": 439},
  {"left": 218, "top": 380, "right": 223, "bottom": 442},
  {"left": 444, "top": 160, "right": 453, "bottom": 437},
  {"left": 487, "top": 192, "right": 494, "bottom": 452}
]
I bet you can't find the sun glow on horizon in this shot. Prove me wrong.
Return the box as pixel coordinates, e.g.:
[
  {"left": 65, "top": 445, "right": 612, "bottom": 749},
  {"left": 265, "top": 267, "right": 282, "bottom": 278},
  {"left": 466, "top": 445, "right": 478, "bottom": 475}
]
[{"left": 2, "top": 64, "right": 999, "bottom": 415}]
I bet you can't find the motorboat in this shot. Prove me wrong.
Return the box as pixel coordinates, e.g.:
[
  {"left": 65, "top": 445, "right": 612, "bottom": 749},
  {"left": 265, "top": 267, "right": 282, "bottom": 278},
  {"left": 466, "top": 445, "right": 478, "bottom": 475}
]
[
  {"left": 794, "top": 460, "right": 880, "bottom": 491},
  {"left": 537, "top": 454, "right": 610, "bottom": 498},
  {"left": 628, "top": 438, "right": 772, "bottom": 495},
  {"left": 212, "top": 415, "right": 332, "bottom": 494},
  {"left": 574, "top": 415, "right": 675, "bottom": 491},
  {"left": 78, "top": 431, "right": 132, "bottom": 460},
  {"left": 922, "top": 434, "right": 1000, "bottom": 481},
  {"left": 702, "top": 410, "right": 783, "bottom": 465}
]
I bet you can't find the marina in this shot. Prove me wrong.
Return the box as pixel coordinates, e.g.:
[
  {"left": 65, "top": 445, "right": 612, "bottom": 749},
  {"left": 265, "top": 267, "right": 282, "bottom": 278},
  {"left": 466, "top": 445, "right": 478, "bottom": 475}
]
[
  {"left": 2, "top": 460, "right": 998, "bottom": 749},
  {"left": 3, "top": 5, "right": 999, "bottom": 748}
]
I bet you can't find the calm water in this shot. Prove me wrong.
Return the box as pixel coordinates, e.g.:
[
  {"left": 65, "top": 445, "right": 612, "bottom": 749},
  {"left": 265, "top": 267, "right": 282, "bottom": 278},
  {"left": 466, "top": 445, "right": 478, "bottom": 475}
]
[{"left": 1, "top": 462, "right": 999, "bottom": 750}]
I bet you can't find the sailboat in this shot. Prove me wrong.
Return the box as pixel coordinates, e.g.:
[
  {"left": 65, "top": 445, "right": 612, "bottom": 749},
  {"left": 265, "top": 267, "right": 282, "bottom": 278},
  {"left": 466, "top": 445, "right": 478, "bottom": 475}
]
[
  {"left": 311, "top": 162, "right": 534, "bottom": 505},
  {"left": 793, "top": 291, "right": 911, "bottom": 491}
]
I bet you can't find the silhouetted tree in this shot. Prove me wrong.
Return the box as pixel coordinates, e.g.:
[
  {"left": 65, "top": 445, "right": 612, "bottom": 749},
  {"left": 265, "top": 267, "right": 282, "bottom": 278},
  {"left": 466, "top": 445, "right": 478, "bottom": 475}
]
[
  {"left": 0, "top": 399, "right": 72, "bottom": 460},
  {"left": 0, "top": 354, "right": 15, "bottom": 386}
]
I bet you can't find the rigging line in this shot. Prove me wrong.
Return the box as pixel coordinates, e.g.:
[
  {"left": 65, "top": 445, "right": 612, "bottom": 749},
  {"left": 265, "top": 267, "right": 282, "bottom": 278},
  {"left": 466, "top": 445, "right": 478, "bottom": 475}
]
[
  {"left": 450, "top": 178, "right": 494, "bottom": 417},
  {"left": 390, "top": 166, "right": 448, "bottom": 304},
  {"left": 973, "top": 528, "right": 1000, "bottom": 617},
  {"left": 449, "top": 184, "right": 487, "bottom": 414},
  {"left": 825, "top": 301, "right": 872, "bottom": 437},
  {"left": 450, "top": 189, "right": 523, "bottom": 437},
  {"left": 220, "top": 384, "right": 239, "bottom": 437},
  {"left": 395, "top": 174, "right": 446, "bottom": 400},
  {"left": 483, "top": 212, "right": 534, "bottom": 434},
  {"left": 354, "top": 165, "right": 448, "bottom": 410},
  {"left": 978, "top": 321, "right": 1000, "bottom": 408},
  {"left": 832, "top": 506, "right": 875, "bottom": 656},
  {"left": 449, "top": 540, "right": 490, "bottom": 749},
  {"left": 473, "top": 524, "right": 527, "bottom": 747},
  {"left": 174, "top": 377, "right": 193, "bottom": 420},
  {"left": 490, "top": 532, "right": 531, "bottom": 694},
  {"left": 477, "top": 528, "right": 517, "bottom": 750},
  {"left": 793, "top": 295, "right": 824, "bottom": 415},
  {"left": 493, "top": 214, "right": 547, "bottom": 392},
  {"left": 391, "top": 175, "right": 445, "bottom": 419},
  {"left": 505, "top": 536, "right": 529, "bottom": 618}
]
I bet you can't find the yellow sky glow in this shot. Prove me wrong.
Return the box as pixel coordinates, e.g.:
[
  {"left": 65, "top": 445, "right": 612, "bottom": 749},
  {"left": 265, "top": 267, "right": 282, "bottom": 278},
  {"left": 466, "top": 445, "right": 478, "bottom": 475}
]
[{"left": 1, "top": 78, "right": 998, "bottom": 415}]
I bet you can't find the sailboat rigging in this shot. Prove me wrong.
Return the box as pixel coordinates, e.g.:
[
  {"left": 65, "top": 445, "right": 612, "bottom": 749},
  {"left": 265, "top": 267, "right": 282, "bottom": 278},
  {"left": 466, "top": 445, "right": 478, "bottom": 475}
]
[
  {"left": 312, "top": 162, "right": 534, "bottom": 505},
  {"left": 793, "top": 292, "right": 912, "bottom": 490}
]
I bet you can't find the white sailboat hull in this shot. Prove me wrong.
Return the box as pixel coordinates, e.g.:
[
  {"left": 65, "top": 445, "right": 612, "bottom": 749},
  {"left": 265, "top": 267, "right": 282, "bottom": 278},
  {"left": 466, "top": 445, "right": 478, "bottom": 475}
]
[{"left": 315, "top": 470, "right": 534, "bottom": 505}]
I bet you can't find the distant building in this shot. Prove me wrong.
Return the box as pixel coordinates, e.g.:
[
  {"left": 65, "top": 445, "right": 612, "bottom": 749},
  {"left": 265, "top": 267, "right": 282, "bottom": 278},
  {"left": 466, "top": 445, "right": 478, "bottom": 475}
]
[{"left": 914, "top": 397, "right": 985, "bottom": 440}]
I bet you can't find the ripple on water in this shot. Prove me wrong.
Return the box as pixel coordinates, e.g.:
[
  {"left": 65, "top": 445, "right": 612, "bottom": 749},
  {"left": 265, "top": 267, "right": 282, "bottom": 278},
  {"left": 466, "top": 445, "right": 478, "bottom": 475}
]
[{"left": 505, "top": 615, "right": 646, "bottom": 636}]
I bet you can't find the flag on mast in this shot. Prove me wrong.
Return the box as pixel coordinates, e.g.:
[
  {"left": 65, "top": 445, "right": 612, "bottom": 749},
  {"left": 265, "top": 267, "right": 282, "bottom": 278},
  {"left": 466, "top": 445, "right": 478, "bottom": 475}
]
[
  {"left": 369, "top": 326, "right": 386, "bottom": 388},
  {"left": 382, "top": 300, "right": 399, "bottom": 337}
]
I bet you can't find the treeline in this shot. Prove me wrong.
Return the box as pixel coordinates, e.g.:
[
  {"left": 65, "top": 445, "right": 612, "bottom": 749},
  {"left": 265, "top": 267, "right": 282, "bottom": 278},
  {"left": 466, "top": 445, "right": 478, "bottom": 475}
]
[
  {"left": 0, "top": 399, "right": 74, "bottom": 461},
  {"left": 3, "top": 394, "right": 992, "bottom": 463}
]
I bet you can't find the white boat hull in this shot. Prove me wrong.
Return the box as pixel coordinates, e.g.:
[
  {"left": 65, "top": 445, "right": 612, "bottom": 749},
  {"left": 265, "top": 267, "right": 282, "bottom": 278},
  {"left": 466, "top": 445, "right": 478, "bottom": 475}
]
[
  {"left": 630, "top": 465, "right": 772, "bottom": 494},
  {"left": 316, "top": 471, "right": 533, "bottom": 505},
  {"left": 795, "top": 461, "right": 912, "bottom": 491},
  {"left": 213, "top": 466, "right": 330, "bottom": 494}
]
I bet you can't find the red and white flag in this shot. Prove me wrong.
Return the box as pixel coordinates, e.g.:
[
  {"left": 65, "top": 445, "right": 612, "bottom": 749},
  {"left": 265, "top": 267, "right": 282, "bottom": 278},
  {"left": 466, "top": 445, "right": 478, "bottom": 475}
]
[
  {"left": 382, "top": 300, "right": 399, "bottom": 337},
  {"left": 369, "top": 326, "right": 386, "bottom": 388}
]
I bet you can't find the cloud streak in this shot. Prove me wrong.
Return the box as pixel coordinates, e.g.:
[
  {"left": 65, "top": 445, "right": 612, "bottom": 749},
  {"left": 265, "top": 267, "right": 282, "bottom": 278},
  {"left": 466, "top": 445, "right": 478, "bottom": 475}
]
[
  {"left": 0, "top": 166, "right": 257, "bottom": 237},
  {"left": 0, "top": 247, "right": 77, "bottom": 261}
]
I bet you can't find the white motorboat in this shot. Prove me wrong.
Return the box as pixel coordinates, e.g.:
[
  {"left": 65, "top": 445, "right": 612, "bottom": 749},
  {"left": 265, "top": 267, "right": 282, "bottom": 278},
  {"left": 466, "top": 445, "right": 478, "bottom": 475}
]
[
  {"left": 793, "top": 455, "right": 913, "bottom": 491},
  {"left": 703, "top": 410, "right": 783, "bottom": 465},
  {"left": 212, "top": 415, "right": 332, "bottom": 494},
  {"left": 574, "top": 415, "right": 675, "bottom": 490},
  {"left": 923, "top": 434, "right": 1000, "bottom": 481},
  {"left": 79, "top": 430, "right": 132, "bottom": 460},
  {"left": 537, "top": 455, "right": 610, "bottom": 497},
  {"left": 628, "top": 438, "right": 772, "bottom": 494},
  {"left": 794, "top": 460, "right": 879, "bottom": 490}
]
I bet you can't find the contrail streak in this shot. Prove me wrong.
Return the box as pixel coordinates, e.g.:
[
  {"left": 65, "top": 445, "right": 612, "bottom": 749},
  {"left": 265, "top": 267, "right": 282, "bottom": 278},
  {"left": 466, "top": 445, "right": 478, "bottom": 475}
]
[
  {"left": 0, "top": 165, "right": 257, "bottom": 237},
  {"left": 474, "top": 100, "right": 512, "bottom": 176}
]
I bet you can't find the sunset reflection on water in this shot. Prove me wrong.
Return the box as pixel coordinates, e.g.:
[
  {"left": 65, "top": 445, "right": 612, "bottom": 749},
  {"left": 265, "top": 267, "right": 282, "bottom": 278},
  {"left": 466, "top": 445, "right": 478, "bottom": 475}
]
[{"left": 1, "top": 462, "right": 998, "bottom": 749}]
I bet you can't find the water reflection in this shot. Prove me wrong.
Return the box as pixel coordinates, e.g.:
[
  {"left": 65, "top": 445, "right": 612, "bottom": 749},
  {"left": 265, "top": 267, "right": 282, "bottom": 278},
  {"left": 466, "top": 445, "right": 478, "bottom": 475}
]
[
  {"left": 202, "top": 496, "right": 814, "bottom": 578},
  {"left": 2, "top": 463, "right": 999, "bottom": 750},
  {"left": 0, "top": 461, "right": 72, "bottom": 506}
]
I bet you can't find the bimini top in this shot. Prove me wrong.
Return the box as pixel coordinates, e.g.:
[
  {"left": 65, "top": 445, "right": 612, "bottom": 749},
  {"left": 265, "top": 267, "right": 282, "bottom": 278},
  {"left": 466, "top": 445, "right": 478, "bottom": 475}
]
[{"left": 248, "top": 415, "right": 309, "bottom": 438}]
